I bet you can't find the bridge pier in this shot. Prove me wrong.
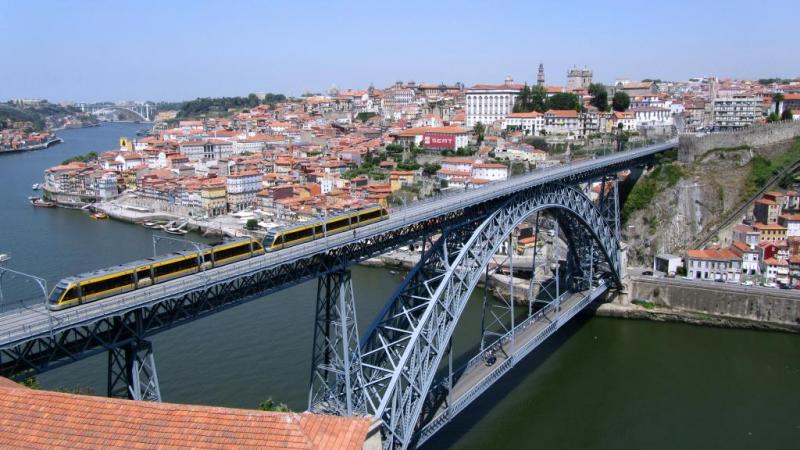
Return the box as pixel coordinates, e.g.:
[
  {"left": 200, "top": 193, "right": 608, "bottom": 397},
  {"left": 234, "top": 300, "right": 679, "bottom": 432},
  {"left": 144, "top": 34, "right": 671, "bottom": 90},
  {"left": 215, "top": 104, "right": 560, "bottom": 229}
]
[
  {"left": 107, "top": 339, "right": 162, "bottom": 402},
  {"left": 308, "top": 270, "right": 365, "bottom": 416}
]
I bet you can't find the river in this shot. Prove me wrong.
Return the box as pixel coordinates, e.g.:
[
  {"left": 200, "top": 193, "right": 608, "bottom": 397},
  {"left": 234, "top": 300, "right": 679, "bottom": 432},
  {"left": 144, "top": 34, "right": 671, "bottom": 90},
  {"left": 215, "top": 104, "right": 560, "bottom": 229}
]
[{"left": 0, "top": 123, "right": 797, "bottom": 449}]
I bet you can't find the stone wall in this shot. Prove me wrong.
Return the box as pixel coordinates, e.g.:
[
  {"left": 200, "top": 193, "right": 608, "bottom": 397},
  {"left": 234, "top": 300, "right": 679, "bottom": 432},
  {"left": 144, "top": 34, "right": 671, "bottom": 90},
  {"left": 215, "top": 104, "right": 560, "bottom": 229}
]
[
  {"left": 624, "top": 276, "right": 800, "bottom": 327},
  {"left": 678, "top": 121, "right": 800, "bottom": 163}
]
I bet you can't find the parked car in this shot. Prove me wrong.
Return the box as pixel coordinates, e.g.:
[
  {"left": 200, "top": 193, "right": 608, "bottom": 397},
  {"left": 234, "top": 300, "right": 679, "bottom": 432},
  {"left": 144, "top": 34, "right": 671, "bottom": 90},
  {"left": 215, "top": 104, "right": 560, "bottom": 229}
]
[
  {"left": 743, "top": 280, "right": 754, "bottom": 286},
  {"left": 642, "top": 270, "right": 653, "bottom": 276}
]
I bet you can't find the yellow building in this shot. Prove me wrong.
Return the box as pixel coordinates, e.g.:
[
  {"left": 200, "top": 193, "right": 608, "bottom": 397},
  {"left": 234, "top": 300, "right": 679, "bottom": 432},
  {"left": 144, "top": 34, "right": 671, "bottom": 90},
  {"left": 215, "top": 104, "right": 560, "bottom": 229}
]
[
  {"left": 389, "top": 170, "right": 415, "bottom": 192},
  {"left": 753, "top": 222, "right": 787, "bottom": 242},
  {"left": 201, "top": 179, "right": 228, "bottom": 217},
  {"left": 121, "top": 170, "right": 138, "bottom": 191},
  {"left": 119, "top": 137, "right": 134, "bottom": 151}
]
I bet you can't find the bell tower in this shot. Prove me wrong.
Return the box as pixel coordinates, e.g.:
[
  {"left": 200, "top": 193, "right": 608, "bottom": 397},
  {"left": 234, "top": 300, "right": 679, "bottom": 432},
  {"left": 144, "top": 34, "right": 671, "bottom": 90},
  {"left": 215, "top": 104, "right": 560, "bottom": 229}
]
[{"left": 537, "top": 62, "right": 545, "bottom": 86}]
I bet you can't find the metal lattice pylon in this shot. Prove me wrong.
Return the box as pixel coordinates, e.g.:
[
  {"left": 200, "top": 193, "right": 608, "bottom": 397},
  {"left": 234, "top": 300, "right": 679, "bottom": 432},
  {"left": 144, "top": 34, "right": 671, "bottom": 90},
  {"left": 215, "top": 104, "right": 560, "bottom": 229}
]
[
  {"left": 308, "top": 270, "right": 366, "bottom": 416},
  {"left": 107, "top": 340, "right": 161, "bottom": 402}
]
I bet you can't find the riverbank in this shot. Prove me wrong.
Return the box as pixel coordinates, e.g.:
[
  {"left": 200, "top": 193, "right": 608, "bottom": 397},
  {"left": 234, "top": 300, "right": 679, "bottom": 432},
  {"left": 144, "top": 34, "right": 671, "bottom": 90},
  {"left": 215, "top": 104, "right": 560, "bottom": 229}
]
[
  {"left": 0, "top": 137, "right": 62, "bottom": 154},
  {"left": 592, "top": 300, "right": 800, "bottom": 333},
  {"left": 595, "top": 275, "right": 800, "bottom": 333}
]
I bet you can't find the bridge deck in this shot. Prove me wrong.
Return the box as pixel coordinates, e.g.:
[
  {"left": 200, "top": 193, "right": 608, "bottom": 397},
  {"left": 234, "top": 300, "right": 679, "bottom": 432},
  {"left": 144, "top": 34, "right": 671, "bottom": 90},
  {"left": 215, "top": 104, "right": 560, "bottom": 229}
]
[
  {"left": 0, "top": 140, "right": 674, "bottom": 350},
  {"left": 417, "top": 284, "right": 608, "bottom": 445}
]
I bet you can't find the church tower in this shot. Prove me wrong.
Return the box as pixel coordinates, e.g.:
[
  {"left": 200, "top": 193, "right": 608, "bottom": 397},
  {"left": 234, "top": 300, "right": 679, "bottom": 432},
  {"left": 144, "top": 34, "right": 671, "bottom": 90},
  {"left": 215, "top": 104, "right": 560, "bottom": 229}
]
[{"left": 537, "top": 62, "right": 545, "bottom": 86}]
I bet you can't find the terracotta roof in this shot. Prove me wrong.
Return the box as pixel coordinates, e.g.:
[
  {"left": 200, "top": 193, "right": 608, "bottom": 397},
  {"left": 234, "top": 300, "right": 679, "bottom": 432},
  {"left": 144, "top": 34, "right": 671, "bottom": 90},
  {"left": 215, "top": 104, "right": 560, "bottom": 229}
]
[
  {"left": 545, "top": 109, "right": 579, "bottom": 118},
  {"left": 686, "top": 248, "right": 740, "bottom": 261},
  {"left": 507, "top": 111, "right": 542, "bottom": 118},
  {"left": 0, "top": 379, "right": 370, "bottom": 449},
  {"left": 752, "top": 222, "right": 786, "bottom": 230}
]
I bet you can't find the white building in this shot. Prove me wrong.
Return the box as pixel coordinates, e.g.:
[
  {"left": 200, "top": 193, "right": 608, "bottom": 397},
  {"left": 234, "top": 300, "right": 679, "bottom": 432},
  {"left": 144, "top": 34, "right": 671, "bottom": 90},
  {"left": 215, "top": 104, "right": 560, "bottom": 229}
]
[
  {"left": 179, "top": 140, "right": 234, "bottom": 162},
  {"left": 685, "top": 248, "right": 742, "bottom": 282},
  {"left": 712, "top": 94, "right": 761, "bottom": 130},
  {"left": 502, "top": 111, "right": 543, "bottom": 135},
  {"left": 777, "top": 213, "right": 800, "bottom": 237},
  {"left": 629, "top": 107, "right": 673, "bottom": 128},
  {"left": 471, "top": 163, "right": 509, "bottom": 181},
  {"left": 731, "top": 241, "right": 760, "bottom": 276},
  {"left": 226, "top": 170, "right": 261, "bottom": 212},
  {"left": 465, "top": 77, "right": 524, "bottom": 127},
  {"left": 542, "top": 110, "right": 582, "bottom": 137}
]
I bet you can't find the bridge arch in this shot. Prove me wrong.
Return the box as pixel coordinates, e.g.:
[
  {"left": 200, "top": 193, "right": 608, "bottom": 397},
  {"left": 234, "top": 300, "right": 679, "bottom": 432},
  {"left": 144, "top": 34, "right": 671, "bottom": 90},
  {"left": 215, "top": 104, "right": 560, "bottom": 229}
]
[
  {"left": 92, "top": 106, "right": 151, "bottom": 121},
  {"left": 357, "top": 183, "right": 620, "bottom": 449}
]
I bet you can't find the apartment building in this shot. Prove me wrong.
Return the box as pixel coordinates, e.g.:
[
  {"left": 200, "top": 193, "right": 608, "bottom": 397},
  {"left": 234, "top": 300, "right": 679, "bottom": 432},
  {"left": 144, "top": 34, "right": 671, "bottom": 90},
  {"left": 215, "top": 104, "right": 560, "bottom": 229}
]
[
  {"left": 712, "top": 94, "right": 760, "bottom": 130},
  {"left": 685, "top": 247, "right": 742, "bottom": 282}
]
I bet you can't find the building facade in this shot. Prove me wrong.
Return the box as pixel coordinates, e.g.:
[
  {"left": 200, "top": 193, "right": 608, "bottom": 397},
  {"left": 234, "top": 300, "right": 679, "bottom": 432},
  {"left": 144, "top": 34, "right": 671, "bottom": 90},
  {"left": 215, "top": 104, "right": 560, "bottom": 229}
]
[{"left": 465, "top": 78, "right": 524, "bottom": 127}]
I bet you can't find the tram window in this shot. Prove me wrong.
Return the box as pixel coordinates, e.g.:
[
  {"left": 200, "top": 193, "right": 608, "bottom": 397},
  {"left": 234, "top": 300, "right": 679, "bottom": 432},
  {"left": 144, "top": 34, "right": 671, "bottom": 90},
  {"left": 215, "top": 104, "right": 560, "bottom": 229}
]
[
  {"left": 214, "top": 244, "right": 250, "bottom": 261},
  {"left": 154, "top": 258, "right": 198, "bottom": 277},
  {"left": 136, "top": 268, "right": 151, "bottom": 280},
  {"left": 313, "top": 225, "right": 324, "bottom": 236},
  {"left": 359, "top": 210, "right": 381, "bottom": 221},
  {"left": 283, "top": 227, "right": 314, "bottom": 243},
  {"left": 63, "top": 287, "right": 78, "bottom": 301},
  {"left": 327, "top": 217, "right": 350, "bottom": 231},
  {"left": 81, "top": 273, "right": 134, "bottom": 296},
  {"left": 48, "top": 287, "right": 66, "bottom": 304}
]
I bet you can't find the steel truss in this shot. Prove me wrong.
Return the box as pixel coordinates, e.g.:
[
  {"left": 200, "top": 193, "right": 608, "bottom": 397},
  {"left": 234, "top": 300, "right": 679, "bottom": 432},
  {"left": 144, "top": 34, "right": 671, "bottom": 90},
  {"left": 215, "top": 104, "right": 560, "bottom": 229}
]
[
  {"left": 309, "top": 270, "right": 366, "bottom": 415},
  {"left": 356, "top": 184, "right": 621, "bottom": 449},
  {"left": 108, "top": 339, "right": 161, "bottom": 401},
  {"left": 0, "top": 207, "right": 479, "bottom": 380}
]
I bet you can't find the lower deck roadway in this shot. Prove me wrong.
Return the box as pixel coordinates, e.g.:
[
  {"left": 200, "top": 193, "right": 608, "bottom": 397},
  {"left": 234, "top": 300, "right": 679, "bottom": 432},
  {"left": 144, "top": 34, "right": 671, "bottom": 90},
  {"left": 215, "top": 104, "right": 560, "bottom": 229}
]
[{"left": 417, "top": 284, "right": 607, "bottom": 445}]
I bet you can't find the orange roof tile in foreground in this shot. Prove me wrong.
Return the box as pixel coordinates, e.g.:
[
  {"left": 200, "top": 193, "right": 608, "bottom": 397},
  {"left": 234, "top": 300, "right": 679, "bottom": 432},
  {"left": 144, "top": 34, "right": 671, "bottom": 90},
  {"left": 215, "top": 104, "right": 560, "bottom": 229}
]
[{"left": 0, "top": 378, "right": 371, "bottom": 450}]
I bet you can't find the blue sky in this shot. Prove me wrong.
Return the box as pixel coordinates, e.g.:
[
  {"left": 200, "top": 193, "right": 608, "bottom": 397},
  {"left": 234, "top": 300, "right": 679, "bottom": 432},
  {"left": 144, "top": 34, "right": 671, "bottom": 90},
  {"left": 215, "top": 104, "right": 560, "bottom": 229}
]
[{"left": 1, "top": 0, "right": 797, "bottom": 102}]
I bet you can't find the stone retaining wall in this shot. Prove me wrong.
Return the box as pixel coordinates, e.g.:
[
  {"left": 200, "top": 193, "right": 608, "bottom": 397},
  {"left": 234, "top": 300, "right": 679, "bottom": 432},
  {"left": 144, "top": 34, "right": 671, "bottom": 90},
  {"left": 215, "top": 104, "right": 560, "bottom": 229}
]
[{"left": 678, "top": 121, "right": 800, "bottom": 163}]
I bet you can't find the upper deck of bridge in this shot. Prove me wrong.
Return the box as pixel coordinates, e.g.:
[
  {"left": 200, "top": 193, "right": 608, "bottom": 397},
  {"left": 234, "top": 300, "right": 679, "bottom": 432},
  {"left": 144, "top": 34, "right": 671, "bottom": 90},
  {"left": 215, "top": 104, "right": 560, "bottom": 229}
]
[{"left": 0, "top": 139, "right": 677, "bottom": 349}]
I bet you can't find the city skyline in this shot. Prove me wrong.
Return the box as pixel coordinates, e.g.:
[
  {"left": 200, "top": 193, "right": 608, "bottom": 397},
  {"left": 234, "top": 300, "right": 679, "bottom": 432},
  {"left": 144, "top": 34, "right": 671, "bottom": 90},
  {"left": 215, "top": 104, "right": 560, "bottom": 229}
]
[{"left": 2, "top": 0, "right": 798, "bottom": 102}]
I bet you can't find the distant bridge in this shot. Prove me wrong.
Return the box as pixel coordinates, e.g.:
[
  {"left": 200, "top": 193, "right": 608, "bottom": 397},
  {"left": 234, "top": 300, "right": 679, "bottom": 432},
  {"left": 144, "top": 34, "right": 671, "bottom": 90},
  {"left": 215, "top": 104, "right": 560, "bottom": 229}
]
[
  {"left": 0, "top": 139, "right": 678, "bottom": 449},
  {"left": 84, "top": 103, "right": 155, "bottom": 122}
]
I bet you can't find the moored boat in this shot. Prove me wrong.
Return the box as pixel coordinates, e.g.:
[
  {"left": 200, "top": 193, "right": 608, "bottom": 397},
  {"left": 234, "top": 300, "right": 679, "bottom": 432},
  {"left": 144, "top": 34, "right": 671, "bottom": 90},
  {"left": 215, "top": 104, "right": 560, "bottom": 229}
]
[
  {"left": 163, "top": 221, "right": 189, "bottom": 235},
  {"left": 31, "top": 198, "right": 56, "bottom": 208},
  {"left": 142, "top": 221, "right": 164, "bottom": 229},
  {"left": 32, "top": 183, "right": 40, "bottom": 190},
  {"left": 90, "top": 211, "right": 109, "bottom": 220}
]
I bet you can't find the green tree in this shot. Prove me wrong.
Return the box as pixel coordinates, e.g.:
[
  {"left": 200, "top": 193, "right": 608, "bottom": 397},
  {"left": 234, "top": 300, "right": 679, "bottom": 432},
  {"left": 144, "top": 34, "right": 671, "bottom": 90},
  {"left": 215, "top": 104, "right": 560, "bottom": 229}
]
[
  {"left": 473, "top": 122, "right": 486, "bottom": 144},
  {"left": 512, "top": 84, "right": 547, "bottom": 113},
  {"left": 245, "top": 218, "right": 258, "bottom": 229},
  {"left": 546, "top": 92, "right": 580, "bottom": 111},
  {"left": 422, "top": 162, "right": 441, "bottom": 176},
  {"left": 588, "top": 83, "right": 609, "bottom": 112},
  {"left": 782, "top": 109, "right": 794, "bottom": 121},
  {"left": 767, "top": 112, "right": 780, "bottom": 123},
  {"left": 612, "top": 91, "right": 631, "bottom": 112},
  {"left": 510, "top": 162, "right": 526, "bottom": 176},
  {"left": 258, "top": 398, "right": 290, "bottom": 412},
  {"left": 356, "top": 112, "right": 378, "bottom": 122},
  {"left": 513, "top": 84, "right": 531, "bottom": 113},
  {"left": 773, "top": 93, "right": 785, "bottom": 116}
]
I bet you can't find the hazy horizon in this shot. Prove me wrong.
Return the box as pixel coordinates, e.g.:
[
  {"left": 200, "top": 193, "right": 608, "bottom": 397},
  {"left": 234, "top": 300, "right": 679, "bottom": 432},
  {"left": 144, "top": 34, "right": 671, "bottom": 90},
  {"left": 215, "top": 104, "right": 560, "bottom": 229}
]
[{"left": 2, "top": 0, "right": 798, "bottom": 103}]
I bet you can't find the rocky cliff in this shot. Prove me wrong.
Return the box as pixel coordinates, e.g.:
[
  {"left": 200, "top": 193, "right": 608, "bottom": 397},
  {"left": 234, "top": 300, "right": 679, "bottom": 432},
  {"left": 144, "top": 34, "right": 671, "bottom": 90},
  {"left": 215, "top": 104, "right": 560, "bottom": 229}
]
[{"left": 623, "top": 135, "right": 799, "bottom": 265}]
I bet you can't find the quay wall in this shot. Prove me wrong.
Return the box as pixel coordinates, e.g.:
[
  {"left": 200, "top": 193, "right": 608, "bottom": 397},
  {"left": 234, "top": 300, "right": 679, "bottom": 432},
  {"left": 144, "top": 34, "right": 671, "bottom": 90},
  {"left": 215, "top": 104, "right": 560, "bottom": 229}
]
[
  {"left": 678, "top": 121, "right": 800, "bottom": 163},
  {"left": 607, "top": 276, "right": 800, "bottom": 332}
]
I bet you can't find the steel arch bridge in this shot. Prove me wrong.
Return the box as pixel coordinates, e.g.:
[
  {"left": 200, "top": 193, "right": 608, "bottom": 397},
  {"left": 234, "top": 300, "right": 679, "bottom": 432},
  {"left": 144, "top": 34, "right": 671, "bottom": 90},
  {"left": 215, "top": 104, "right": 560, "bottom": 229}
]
[
  {"left": 91, "top": 105, "right": 153, "bottom": 122},
  {"left": 309, "top": 183, "right": 622, "bottom": 449},
  {"left": 0, "top": 140, "right": 677, "bottom": 449}
]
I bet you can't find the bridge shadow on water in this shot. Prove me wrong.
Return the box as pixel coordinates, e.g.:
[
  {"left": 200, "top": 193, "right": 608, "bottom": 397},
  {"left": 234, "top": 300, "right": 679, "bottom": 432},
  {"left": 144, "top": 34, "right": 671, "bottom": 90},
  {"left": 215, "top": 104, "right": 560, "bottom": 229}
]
[{"left": 419, "top": 311, "right": 594, "bottom": 450}]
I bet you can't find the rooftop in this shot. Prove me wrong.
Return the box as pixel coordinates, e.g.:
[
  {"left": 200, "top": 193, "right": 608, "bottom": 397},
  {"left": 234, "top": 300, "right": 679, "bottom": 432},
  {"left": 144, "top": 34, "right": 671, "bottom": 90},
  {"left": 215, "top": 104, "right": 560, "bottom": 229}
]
[{"left": 0, "top": 378, "right": 371, "bottom": 450}]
